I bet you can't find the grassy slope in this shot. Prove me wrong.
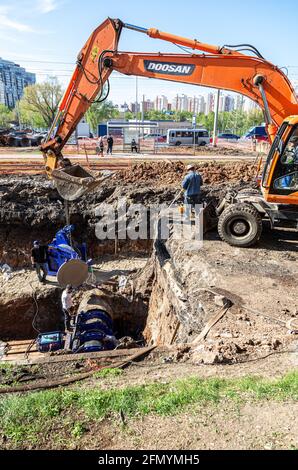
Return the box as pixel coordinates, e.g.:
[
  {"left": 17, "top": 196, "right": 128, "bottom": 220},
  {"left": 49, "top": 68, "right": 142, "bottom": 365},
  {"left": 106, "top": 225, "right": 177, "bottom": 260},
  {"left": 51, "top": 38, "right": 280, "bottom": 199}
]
[{"left": 0, "top": 370, "right": 297, "bottom": 446}]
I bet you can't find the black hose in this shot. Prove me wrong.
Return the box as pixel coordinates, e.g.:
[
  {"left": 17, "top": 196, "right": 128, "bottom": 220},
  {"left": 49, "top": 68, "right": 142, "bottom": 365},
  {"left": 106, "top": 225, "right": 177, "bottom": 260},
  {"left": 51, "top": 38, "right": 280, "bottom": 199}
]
[
  {"left": 77, "top": 49, "right": 114, "bottom": 104},
  {"left": 222, "top": 43, "right": 265, "bottom": 59}
]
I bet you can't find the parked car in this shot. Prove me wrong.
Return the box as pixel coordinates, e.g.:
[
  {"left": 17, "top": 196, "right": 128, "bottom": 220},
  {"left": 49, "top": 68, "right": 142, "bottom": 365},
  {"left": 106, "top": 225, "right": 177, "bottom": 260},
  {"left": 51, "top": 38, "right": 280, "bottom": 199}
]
[
  {"left": 144, "top": 134, "right": 166, "bottom": 142},
  {"left": 217, "top": 132, "right": 240, "bottom": 140},
  {"left": 243, "top": 126, "right": 268, "bottom": 142}
]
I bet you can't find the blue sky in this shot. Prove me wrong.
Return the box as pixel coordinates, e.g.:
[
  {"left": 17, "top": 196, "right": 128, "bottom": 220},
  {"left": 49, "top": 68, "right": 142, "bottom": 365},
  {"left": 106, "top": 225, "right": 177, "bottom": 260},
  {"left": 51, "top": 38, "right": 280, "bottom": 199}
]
[{"left": 1, "top": 0, "right": 298, "bottom": 104}]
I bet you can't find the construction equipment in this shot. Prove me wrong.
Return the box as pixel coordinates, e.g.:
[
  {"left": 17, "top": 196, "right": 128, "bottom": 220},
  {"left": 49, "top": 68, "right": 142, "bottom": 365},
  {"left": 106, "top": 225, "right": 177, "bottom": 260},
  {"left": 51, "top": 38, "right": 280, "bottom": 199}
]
[
  {"left": 47, "top": 225, "right": 91, "bottom": 286},
  {"left": 41, "top": 18, "right": 298, "bottom": 246},
  {"left": 37, "top": 332, "right": 64, "bottom": 353}
]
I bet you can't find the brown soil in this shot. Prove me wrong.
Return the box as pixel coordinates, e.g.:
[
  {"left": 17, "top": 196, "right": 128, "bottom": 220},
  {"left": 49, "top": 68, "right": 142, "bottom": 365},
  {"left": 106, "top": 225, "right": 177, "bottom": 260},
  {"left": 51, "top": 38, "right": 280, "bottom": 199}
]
[
  {"left": 119, "top": 161, "right": 256, "bottom": 186},
  {"left": 0, "top": 162, "right": 297, "bottom": 451}
]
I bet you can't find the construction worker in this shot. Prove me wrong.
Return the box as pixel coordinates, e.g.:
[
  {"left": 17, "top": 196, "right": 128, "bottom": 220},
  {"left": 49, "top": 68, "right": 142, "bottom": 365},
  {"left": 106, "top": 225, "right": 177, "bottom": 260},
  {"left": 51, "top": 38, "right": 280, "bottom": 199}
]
[
  {"left": 61, "top": 285, "right": 73, "bottom": 332},
  {"left": 131, "top": 138, "right": 138, "bottom": 153},
  {"left": 107, "top": 134, "right": 114, "bottom": 155},
  {"left": 31, "top": 241, "right": 48, "bottom": 284},
  {"left": 96, "top": 136, "right": 104, "bottom": 157},
  {"left": 182, "top": 164, "right": 203, "bottom": 220}
]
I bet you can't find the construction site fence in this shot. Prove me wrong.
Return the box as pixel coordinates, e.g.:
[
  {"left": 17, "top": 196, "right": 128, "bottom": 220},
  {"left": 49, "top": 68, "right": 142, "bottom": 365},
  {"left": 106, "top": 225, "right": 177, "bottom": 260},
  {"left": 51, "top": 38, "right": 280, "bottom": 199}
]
[{"left": 64, "top": 137, "right": 269, "bottom": 156}]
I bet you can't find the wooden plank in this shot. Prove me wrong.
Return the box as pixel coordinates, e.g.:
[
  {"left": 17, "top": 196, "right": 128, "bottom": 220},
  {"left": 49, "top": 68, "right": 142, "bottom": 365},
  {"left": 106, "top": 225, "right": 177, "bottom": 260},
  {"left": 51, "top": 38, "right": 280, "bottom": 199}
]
[
  {"left": 1, "top": 345, "right": 166, "bottom": 366},
  {"left": 6, "top": 345, "right": 38, "bottom": 354},
  {"left": 6, "top": 348, "right": 38, "bottom": 356},
  {"left": 27, "top": 346, "right": 158, "bottom": 365},
  {"left": 191, "top": 306, "right": 231, "bottom": 346},
  {"left": 4, "top": 340, "right": 35, "bottom": 346},
  {"left": 0, "top": 347, "right": 157, "bottom": 394},
  {"left": 2, "top": 352, "right": 43, "bottom": 363}
]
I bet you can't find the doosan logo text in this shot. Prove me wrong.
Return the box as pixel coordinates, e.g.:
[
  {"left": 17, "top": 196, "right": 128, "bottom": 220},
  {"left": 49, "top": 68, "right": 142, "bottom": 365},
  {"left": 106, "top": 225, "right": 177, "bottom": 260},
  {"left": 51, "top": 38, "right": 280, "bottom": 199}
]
[{"left": 144, "top": 60, "right": 195, "bottom": 76}]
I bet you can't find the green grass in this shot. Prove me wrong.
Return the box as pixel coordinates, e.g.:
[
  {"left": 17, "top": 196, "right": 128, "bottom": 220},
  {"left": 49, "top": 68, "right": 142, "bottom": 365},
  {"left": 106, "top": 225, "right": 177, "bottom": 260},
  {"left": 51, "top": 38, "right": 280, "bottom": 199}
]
[
  {"left": 0, "top": 371, "right": 297, "bottom": 445},
  {"left": 94, "top": 368, "right": 123, "bottom": 378}
]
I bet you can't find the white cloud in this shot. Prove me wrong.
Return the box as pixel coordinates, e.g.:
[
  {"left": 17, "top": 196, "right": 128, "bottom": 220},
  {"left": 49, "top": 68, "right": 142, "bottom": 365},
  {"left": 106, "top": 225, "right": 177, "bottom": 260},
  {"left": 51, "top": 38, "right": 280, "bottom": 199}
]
[
  {"left": 0, "top": 5, "right": 35, "bottom": 32},
  {"left": 36, "top": 0, "right": 59, "bottom": 13}
]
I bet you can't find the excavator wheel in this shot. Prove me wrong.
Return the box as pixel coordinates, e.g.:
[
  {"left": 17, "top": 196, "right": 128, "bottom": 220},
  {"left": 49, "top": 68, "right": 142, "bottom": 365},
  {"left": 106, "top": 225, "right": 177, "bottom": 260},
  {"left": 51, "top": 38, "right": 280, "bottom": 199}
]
[{"left": 218, "top": 203, "right": 263, "bottom": 247}]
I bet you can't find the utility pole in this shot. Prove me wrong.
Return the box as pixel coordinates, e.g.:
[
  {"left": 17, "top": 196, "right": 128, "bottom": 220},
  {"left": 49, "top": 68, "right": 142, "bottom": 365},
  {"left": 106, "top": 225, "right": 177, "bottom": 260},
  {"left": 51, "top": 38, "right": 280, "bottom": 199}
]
[
  {"left": 135, "top": 76, "right": 139, "bottom": 144},
  {"left": 141, "top": 94, "right": 145, "bottom": 138},
  {"left": 135, "top": 76, "right": 138, "bottom": 121},
  {"left": 13, "top": 74, "right": 21, "bottom": 129},
  {"left": 212, "top": 89, "right": 220, "bottom": 147}
]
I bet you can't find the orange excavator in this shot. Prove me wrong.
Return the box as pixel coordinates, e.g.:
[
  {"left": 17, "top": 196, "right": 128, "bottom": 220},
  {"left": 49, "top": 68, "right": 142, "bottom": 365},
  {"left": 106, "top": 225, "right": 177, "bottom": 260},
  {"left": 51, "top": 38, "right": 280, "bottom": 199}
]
[{"left": 41, "top": 18, "right": 298, "bottom": 247}]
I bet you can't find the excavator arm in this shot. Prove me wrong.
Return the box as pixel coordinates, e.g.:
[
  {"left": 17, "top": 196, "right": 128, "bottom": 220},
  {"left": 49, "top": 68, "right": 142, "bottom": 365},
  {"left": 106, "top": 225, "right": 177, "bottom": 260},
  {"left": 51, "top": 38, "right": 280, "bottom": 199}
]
[{"left": 41, "top": 18, "right": 298, "bottom": 200}]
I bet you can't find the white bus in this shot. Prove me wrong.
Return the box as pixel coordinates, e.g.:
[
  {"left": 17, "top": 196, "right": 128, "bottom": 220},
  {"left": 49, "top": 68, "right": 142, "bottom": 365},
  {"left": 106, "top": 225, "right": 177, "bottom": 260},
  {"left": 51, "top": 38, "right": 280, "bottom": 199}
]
[{"left": 167, "top": 128, "right": 210, "bottom": 147}]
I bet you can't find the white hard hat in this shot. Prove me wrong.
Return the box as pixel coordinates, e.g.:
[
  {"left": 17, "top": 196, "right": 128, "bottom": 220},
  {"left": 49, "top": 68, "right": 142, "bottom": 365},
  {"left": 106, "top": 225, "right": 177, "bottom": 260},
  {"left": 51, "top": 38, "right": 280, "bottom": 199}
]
[{"left": 186, "top": 164, "right": 195, "bottom": 170}]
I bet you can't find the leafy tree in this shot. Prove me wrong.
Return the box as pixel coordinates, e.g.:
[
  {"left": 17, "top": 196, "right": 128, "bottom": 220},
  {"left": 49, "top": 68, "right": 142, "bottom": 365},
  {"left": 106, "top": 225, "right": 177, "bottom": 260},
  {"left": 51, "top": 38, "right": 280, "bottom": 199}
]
[
  {"left": 85, "top": 101, "right": 119, "bottom": 133},
  {"left": 173, "top": 110, "right": 193, "bottom": 122},
  {"left": 144, "top": 110, "right": 169, "bottom": 121},
  {"left": 19, "top": 78, "right": 63, "bottom": 128},
  {"left": 124, "top": 111, "right": 134, "bottom": 120},
  {"left": 0, "top": 104, "right": 14, "bottom": 128},
  {"left": 197, "top": 109, "right": 264, "bottom": 136}
]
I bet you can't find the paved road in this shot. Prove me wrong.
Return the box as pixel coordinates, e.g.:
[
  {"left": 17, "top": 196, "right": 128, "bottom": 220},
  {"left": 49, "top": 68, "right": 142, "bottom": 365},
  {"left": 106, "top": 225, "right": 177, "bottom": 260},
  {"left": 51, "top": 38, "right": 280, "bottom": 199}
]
[{"left": 0, "top": 152, "right": 256, "bottom": 162}]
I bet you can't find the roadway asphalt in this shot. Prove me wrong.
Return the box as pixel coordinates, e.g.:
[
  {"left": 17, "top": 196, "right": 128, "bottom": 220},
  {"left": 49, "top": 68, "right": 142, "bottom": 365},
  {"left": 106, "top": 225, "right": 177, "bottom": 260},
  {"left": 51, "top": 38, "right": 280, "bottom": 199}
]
[{"left": 0, "top": 152, "right": 256, "bottom": 162}]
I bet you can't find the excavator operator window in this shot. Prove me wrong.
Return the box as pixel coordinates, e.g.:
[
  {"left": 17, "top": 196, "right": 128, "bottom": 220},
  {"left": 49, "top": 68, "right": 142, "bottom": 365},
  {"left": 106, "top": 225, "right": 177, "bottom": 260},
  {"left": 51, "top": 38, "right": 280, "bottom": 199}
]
[
  {"left": 274, "top": 172, "right": 298, "bottom": 191},
  {"left": 271, "top": 125, "right": 298, "bottom": 195}
]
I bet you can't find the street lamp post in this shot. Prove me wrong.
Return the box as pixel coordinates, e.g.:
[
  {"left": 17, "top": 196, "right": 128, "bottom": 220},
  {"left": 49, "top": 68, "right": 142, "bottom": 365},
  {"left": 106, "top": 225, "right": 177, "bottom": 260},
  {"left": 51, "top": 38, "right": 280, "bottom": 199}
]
[{"left": 212, "top": 89, "right": 220, "bottom": 147}]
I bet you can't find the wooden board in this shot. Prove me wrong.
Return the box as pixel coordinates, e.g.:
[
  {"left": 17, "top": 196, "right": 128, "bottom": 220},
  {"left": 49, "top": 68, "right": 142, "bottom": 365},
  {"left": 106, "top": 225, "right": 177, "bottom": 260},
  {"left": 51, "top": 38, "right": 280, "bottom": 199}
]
[{"left": 1, "top": 339, "right": 165, "bottom": 365}]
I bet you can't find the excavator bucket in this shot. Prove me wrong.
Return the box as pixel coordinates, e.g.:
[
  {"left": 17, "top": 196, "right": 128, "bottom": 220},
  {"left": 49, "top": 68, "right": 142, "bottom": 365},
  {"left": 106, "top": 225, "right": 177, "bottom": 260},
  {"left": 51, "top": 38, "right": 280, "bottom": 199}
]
[{"left": 51, "top": 165, "right": 106, "bottom": 201}]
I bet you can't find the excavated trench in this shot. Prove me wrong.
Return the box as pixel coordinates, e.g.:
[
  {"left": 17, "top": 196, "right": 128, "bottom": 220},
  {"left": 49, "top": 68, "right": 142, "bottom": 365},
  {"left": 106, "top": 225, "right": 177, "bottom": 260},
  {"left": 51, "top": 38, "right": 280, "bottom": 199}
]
[
  {"left": 1, "top": 170, "right": 297, "bottom": 366},
  {"left": 0, "top": 175, "right": 169, "bottom": 342},
  {"left": 0, "top": 172, "right": 218, "bottom": 345}
]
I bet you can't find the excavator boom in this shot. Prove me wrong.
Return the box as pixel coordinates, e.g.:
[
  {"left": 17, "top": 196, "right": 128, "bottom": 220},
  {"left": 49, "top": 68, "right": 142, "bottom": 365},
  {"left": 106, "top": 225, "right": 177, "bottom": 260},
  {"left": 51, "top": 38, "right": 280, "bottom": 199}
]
[{"left": 41, "top": 18, "right": 298, "bottom": 201}]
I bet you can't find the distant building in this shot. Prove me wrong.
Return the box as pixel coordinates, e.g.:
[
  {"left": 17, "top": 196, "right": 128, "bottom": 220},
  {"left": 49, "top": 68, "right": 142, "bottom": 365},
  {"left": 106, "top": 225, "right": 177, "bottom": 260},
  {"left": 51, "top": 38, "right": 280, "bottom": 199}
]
[
  {"left": 0, "top": 77, "right": 5, "bottom": 106},
  {"left": 219, "top": 94, "right": 235, "bottom": 112},
  {"left": 235, "top": 94, "right": 244, "bottom": 111},
  {"left": 243, "top": 98, "right": 259, "bottom": 113},
  {"left": 0, "top": 58, "right": 36, "bottom": 109},
  {"left": 142, "top": 99, "right": 154, "bottom": 113},
  {"left": 206, "top": 93, "right": 215, "bottom": 114},
  {"left": 154, "top": 95, "right": 168, "bottom": 112},
  {"left": 106, "top": 119, "right": 190, "bottom": 140},
  {"left": 188, "top": 95, "right": 206, "bottom": 114},
  {"left": 130, "top": 102, "right": 141, "bottom": 114}
]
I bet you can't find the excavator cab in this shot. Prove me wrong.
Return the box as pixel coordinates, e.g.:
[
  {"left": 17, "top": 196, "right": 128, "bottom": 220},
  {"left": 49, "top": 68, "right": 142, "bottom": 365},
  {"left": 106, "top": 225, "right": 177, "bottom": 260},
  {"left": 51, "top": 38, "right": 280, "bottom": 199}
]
[
  {"left": 262, "top": 117, "right": 298, "bottom": 205},
  {"left": 217, "top": 118, "right": 298, "bottom": 248}
]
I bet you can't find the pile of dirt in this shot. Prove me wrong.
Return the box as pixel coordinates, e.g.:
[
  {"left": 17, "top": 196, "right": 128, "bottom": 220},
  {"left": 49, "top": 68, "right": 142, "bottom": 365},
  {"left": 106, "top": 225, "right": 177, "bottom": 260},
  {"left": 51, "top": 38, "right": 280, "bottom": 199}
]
[
  {"left": 157, "top": 145, "right": 255, "bottom": 156},
  {"left": 141, "top": 230, "right": 298, "bottom": 363},
  {"left": 119, "top": 161, "right": 256, "bottom": 186}
]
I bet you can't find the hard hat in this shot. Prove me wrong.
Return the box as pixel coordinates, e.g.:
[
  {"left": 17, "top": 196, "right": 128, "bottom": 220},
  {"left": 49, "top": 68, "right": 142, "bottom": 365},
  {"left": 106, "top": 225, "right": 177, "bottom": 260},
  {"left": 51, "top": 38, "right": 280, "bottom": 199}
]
[
  {"left": 33, "top": 240, "right": 40, "bottom": 246},
  {"left": 186, "top": 164, "right": 195, "bottom": 170}
]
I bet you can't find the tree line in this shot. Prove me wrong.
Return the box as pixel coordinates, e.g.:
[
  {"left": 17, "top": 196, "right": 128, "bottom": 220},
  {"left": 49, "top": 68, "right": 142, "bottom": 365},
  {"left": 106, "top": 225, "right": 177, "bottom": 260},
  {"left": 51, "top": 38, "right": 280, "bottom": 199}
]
[{"left": 0, "top": 79, "right": 263, "bottom": 136}]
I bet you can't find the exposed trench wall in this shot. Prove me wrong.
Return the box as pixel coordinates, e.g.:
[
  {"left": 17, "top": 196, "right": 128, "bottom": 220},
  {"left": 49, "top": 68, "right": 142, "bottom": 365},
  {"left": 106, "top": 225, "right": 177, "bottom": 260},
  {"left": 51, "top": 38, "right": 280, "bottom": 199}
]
[{"left": 0, "top": 284, "right": 62, "bottom": 340}]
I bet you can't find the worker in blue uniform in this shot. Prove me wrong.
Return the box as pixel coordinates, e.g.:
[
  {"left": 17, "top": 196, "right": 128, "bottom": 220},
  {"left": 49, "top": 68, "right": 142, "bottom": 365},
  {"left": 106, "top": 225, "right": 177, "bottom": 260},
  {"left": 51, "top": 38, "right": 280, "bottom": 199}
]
[{"left": 182, "top": 164, "right": 203, "bottom": 220}]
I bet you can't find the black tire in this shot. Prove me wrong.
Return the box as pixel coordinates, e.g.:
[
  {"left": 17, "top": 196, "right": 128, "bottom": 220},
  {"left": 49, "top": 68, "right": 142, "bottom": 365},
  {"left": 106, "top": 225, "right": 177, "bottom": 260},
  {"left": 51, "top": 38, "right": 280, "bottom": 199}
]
[
  {"left": 7, "top": 137, "right": 16, "bottom": 147},
  {"left": 199, "top": 141, "right": 207, "bottom": 146},
  {"left": 218, "top": 203, "right": 262, "bottom": 247},
  {"left": 20, "top": 137, "right": 29, "bottom": 147},
  {"left": 175, "top": 141, "right": 181, "bottom": 146}
]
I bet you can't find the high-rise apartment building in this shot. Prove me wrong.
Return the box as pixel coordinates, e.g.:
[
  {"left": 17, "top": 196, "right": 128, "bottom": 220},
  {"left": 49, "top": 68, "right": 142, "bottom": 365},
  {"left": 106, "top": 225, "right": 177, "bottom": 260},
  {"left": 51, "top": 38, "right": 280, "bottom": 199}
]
[
  {"left": 155, "top": 95, "right": 168, "bottom": 111},
  {"left": 0, "top": 58, "right": 36, "bottom": 108}
]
